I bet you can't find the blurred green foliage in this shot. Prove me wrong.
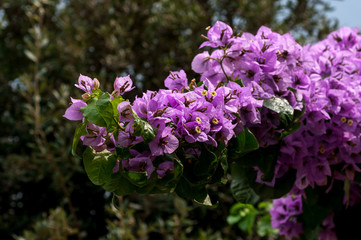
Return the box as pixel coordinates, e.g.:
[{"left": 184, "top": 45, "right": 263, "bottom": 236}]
[
  {"left": 227, "top": 201, "right": 278, "bottom": 238},
  {"left": 0, "top": 0, "right": 337, "bottom": 239}
]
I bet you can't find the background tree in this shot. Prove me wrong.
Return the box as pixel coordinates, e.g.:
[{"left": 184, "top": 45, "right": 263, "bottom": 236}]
[{"left": 0, "top": 0, "right": 338, "bottom": 239}]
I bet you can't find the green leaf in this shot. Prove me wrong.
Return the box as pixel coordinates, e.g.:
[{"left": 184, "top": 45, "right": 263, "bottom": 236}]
[
  {"left": 256, "top": 214, "right": 278, "bottom": 237},
  {"left": 71, "top": 121, "right": 87, "bottom": 157},
  {"left": 83, "top": 147, "right": 117, "bottom": 186},
  {"left": 228, "top": 203, "right": 258, "bottom": 235},
  {"left": 115, "top": 146, "right": 130, "bottom": 160},
  {"left": 263, "top": 97, "right": 294, "bottom": 127},
  {"left": 227, "top": 215, "right": 241, "bottom": 225},
  {"left": 279, "top": 121, "right": 301, "bottom": 138},
  {"left": 238, "top": 144, "right": 280, "bottom": 182},
  {"left": 234, "top": 77, "right": 245, "bottom": 87},
  {"left": 124, "top": 171, "right": 148, "bottom": 187},
  {"left": 229, "top": 127, "right": 259, "bottom": 160},
  {"left": 196, "top": 81, "right": 204, "bottom": 87},
  {"left": 248, "top": 169, "right": 296, "bottom": 200},
  {"left": 175, "top": 177, "right": 218, "bottom": 207},
  {"left": 81, "top": 93, "right": 114, "bottom": 128},
  {"left": 133, "top": 111, "right": 157, "bottom": 143},
  {"left": 152, "top": 154, "right": 184, "bottom": 193},
  {"left": 302, "top": 184, "right": 343, "bottom": 230},
  {"left": 242, "top": 127, "right": 259, "bottom": 154},
  {"left": 103, "top": 172, "right": 136, "bottom": 196},
  {"left": 194, "top": 146, "right": 218, "bottom": 177},
  {"left": 238, "top": 211, "right": 257, "bottom": 236},
  {"left": 302, "top": 200, "right": 329, "bottom": 229},
  {"left": 230, "top": 163, "right": 260, "bottom": 204},
  {"left": 111, "top": 96, "right": 124, "bottom": 117}
]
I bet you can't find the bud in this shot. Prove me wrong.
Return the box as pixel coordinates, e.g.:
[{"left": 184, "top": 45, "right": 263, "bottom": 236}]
[
  {"left": 82, "top": 93, "right": 91, "bottom": 101},
  {"left": 93, "top": 78, "right": 100, "bottom": 89},
  {"left": 111, "top": 90, "right": 119, "bottom": 97}
]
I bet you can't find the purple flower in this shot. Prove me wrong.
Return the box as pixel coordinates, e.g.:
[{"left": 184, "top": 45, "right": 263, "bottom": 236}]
[
  {"left": 156, "top": 161, "right": 174, "bottom": 178},
  {"left": 113, "top": 75, "right": 135, "bottom": 96},
  {"left": 149, "top": 124, "right": 179, "bottom": 156},
  {"left": 191, "top": 51, "right": 211, "bottom": 73},
  {"left": 200, "top": 21, "right": 233, "bottom": 48},
  {"left": 117, "top": 101, "right": 134, "bottom": 122},
  {"left": 123, "top": 150, "right": 154, "bottom": 178},
  {"left": 117, "top": 130, "right": 143, "bottom": 148},
  {"left": 270, "top": 195, "right": 303, "bottom": 239},
  {"left": 63, "top": 97, "right": 87, "bottom": 121},
  {"left": 80, "top": 122, "right": 107, "bottom": 151},
  {"left": 75, "top": 74, "right": 94, "bottom": 93},
  {"left": 278, "top": 220, "right": 303, "bottom": 239},
  {"left": 164, "top": 70, "right": 188, "bottom": 91},
  {"left": 328, "top": 26, "right": 358, "bottom": 50},
  {"left": 319, "top": 213, "right": 337, "bottom": 240}
]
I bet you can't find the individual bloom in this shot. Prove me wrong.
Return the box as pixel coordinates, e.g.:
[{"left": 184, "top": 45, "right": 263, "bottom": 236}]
[
  {"left": 255, "top": 25, "right": 278, "bottom": 41},
  {"left": 180, "top": 109, "right": 210, "bottom": 143},
  {"left": 303, "top": 111, "right": 329, "bottom": 136},
  {"left": 199, "top": 50, "right": 232, "bottom": 84},
  {"left": 291, "top": 70, "right": 310, "bottom": 90},
  {"left": 191, "top": 51, "right": 211, "bottom": 73},
  {"left": 183, "top": 121, "right": 209, "bottom": 143},
  {"left": 329, "top": 26, "right": 358, "bottom": 50},
  {"left": 113, "top": 75, "right": 135, "bottom": 96},
  {"left": 327, "top": 89, "right": 345, "bottom": 114},
  {"left": 310, "top": 159, "right": 332, "bottom": 186},
  {"left": 80, "top": 122, "right": 107, "bottom": 149},
  {"left": 209, "top": 111, "right": 236, "bottom": 144},
  {"left": 249, "top": 81, "right": 275, "bottom": 100},
  {"left": 318, "top": 212, "right": 337, "bottom": 240},
  {"left": 132, "top": 95, "right": 149, "bottom": 118},
  {"left": 63, "top": 97, "right": 87, "bottom": 121},
  {"left": 104, "top": 134, "right": 117, "bottom": 153},
  {"left": 149, "top": 125, "right": 179, "bottom": 156},
  {"left": 156, "top": 161, "right": 174, "bottom": 178},
  {"left": 278, "top": 220, "right": 303, "bottom": 239},
  {"left": 200, "top": 21, "right": 233, "bottom": 48},
  {"left": 318, "top": 228, "right": 337, "bottom": 240},
  {"left": 295, "top": 165, "right": 313, "bottom": 190},
  {"left": 117, "top": 130, "right": 143, "bottom": 148},
  {"left": 234, "top": 61, "right": 261, "bottom": 86},
  {"left": 123, "top": 151, "right": 154, "bottom": 178},
  {"left": 342, "top": 132, "right": 361, "bottom": 155},
  {"left": 270, "top": 200, "right": 290, "bottom": 228},
  {"left": 271, "top": 196, "right": 303, "bottom": 239},
  {"left": 185, "top": 110, "right": 210, "bottom": 133},
  {"left": 75, "top": 74, "right": 94, "bottom": 93},
  {"left": 164, "top": 70, "right": 188, "bottom": 91},
  {"left": 117, "top": 101, "right": 134, "bottom": 122},
  {"left": 285, "top": 195, "right": 303, "bottom": 216},
  {"left": 162, "top": 92, "right": 186, "bottom": 111},
  {"left": 145, "top": 98, "right": 172, "bottom": 126}
]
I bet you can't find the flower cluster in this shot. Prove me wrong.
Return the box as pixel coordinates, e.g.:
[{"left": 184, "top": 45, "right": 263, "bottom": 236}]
[
  {"left": 272, "top": 27, "right": 361, "bottom": 194},
  {"left": 128, "top": 71, "right": 261, "bottom": 177},
  {"left": 193, "top": 21, "right": 308, "bottom": 147},
  {"left": 260, "top": 26, "right": 361, "bottom": 240},
  {"left": 270, "top": 195, "right": 303, "bottom": 239},
  {"left": 65, "top": 21, "right": 361, "bottom": 239}
]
